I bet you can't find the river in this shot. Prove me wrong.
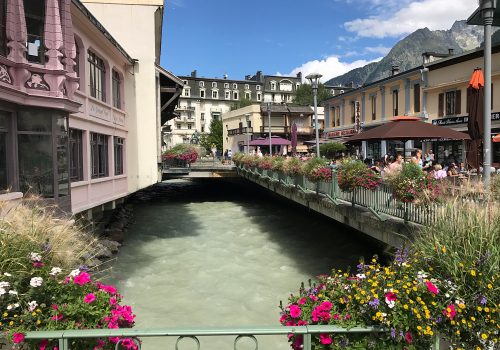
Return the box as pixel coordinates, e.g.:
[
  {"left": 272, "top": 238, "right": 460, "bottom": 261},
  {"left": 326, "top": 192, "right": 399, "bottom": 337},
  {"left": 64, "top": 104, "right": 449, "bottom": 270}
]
[{"left": 108, "top": 179, "right": 383, "bottom": 349}]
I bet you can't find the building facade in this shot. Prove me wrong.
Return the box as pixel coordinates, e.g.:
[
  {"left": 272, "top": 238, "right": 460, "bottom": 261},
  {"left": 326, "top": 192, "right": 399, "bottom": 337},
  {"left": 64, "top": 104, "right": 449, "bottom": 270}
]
[
  {"left": 0, "top": 0, "right": 180, "bottom": 215},
  {"left": 166, "top": 70, "right": 303, "bottom": 148}
]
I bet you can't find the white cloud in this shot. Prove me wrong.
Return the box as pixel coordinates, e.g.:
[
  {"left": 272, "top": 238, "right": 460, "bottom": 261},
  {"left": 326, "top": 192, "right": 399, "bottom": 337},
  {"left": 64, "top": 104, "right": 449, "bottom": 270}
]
[
  {"left": 365, "top": 45, "right": 391, "bottom": 55},
  {"left": 344, "top": 0, "right": 478, "bottom": 38},
  {"left": 288, "top": 55, "right": 382, "bottom": 83}
]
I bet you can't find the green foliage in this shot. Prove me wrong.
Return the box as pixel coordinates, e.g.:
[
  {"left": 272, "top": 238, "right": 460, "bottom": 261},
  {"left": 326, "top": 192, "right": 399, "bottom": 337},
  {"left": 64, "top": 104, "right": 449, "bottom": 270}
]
[
  {"left": 490, "top": 175, "right": 500, "bottom": 200},
  {"left": 162, "top": 143, "right": 199, "bottom": 164},
  {"left": 411, "top": 201, "right": 499, "bottom": 348},
  {"left": 319, "top": 142, "right": 346, "bottom": 159},
  {"left": 271, "top": 156, "right": 286, "bottom": 172},
  {"left": 387, "top": 162, "right": 440, "bottom": 204},
  {"left": 337, "top": 159, "right": 380, "bottom": 192},
  {"left": 293, "top": 83, "right": 332, "bottom": 106},
  {"left": 302, "top": 157, "right": 329, "bottom": 176},
  {"left": 284, "top": 157, "right": 304, "bottom": 176},
  {"left": 200, "top": 118, "right": 223, "bottom": 153}
]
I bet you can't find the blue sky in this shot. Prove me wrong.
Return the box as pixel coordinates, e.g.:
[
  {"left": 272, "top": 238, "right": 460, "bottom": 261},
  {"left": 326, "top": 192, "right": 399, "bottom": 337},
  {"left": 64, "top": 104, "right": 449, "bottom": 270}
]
[{"left": 160, "top": 0, "right": 477, "bottom": 82}]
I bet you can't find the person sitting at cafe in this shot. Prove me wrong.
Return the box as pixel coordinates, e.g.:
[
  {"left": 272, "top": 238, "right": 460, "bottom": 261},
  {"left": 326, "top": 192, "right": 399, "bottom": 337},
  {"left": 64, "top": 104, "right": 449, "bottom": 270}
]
[
  {"left": 432, "top": 164, "right": 447, "bottom": 179},
  {"left": 458, "top": 162, "right": 467, "bottom": 174},
  {"left": 447, "top": 163, "right": 460, "bottom": 177}
]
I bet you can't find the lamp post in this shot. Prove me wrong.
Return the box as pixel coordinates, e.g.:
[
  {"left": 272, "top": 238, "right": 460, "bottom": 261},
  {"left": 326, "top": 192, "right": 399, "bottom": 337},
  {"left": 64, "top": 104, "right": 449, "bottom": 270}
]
[
  {"left": 306, "top": 73, "right": 323, "bottom": 157},
  {"left": 266, "top": 102, "right": 272, "bottom": 155},
  {"left": 245, "top": 113, "right": 251, "bottom": 154},
  {"left": 481, "top": 0, "right": 496, "bottom": 187}
]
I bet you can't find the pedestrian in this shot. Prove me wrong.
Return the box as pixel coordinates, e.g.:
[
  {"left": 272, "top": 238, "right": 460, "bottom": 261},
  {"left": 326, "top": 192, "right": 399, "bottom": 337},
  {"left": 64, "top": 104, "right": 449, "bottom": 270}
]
[
  {"left": 211, "top": 144, "right": 217, "bottom": 159},
  {"left": 224, "top": 149, "right": 228, "bottom": 161}
]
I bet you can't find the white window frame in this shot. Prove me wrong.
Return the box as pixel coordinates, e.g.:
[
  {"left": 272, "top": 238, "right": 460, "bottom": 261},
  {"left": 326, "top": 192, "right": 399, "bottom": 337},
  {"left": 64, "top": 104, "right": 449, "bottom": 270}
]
[
  {"left": 183, "top": 88, "right": 190, "bottom": 97},
  {"left": 233, "top": 91, "right": 239, "bottom": 100},
  {"left": 245, "top": 92, "right": 251, "bottom": 100},
  {"left": 199, "top": 89, "right": 205, "bottom": 98},
  {"left": 225, "top": 90, "right": 231, "bottom": 100},
  {"left": 257, "top": 93, "right": 261, "bottom": 101},
  {"left": 270, "top": 81, "right": 276, "bottom": 90},
  {"left": 224, "top": 83, "right": 229, "bottom": 89},
  {"left": 212, "top": 90, "right": 218, "bottom": 99},
  {"left": 199, "top": 81, "right": 204, "bottom": 88},
  {"left": 256, "top": 85, "right": 261, "bottom": 91},
  {"left": 232, "top": 83, "right": 238, "bottom": 89},
  {"left": 245, "top": 84, "right": 249, "bottom": 90},
  {"left": 212, "top": 82, "right": 217, "bottom": 88}
]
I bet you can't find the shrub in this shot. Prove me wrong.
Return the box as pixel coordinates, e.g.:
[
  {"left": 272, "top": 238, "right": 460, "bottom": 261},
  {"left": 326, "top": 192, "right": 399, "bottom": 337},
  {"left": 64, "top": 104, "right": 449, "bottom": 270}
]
[
  {"left": 303, "top": 158, "right": 332, "bottom": 183},
  {"left": 412, "top": 201, "right": 499, "bottom": 349},
  {"left": 284, "top": 157, "right": 304, "bottom": 176},
  {"left": 319, "top": 142, "right": 346, "bottom": 159},
  {"left": 271, "top": 156, "right": 286, "bottom": 172},
  {"left": 257, "top": 156, "right": 274, "bottom": 170},
  {"left": 232, "top": 152, "right": 245, "bottom": 165},
  {"left": 387, "top": 162, "right": 440, "bottom": 204},
  {"left": 162, "top": 144, "right": 198, "bottom": 164},
  {"left": 491, "top": 174, "right": 500, "bottom": 201},
  {"left": 337, "top": 159, "right": 380, "bottom": 192}
]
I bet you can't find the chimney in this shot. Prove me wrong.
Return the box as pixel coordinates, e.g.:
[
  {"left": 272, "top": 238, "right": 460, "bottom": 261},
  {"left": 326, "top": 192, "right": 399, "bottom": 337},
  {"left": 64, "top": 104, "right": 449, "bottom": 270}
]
[
  {"left": 448, "top": 48, "right": 454, "bottom": 55},
  {"left": 296, "top": 72, "right": 302, "bottom": 80},
  {"left": 391, "top": 64, "right": 399, "bottom": 76},
  {"left": 351, "top": 81, "right": 355, "bottom": 88},
  {"left": 191, "top": 70, "right": 197, "bottom": 78},
  {"left": 256, "top": 71, "right": 263, "bottom": 82},
  {"left": 223, "top": 74, "right": 228, "bottom": 80},
  {"left": 245, "top": 75, "right": 251, "bottom": 80}
]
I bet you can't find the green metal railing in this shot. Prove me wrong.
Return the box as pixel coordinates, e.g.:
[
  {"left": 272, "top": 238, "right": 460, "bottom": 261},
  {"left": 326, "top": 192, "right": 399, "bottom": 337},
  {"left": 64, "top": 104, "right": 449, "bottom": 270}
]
[
  {"left": 237, "top": 166, "right": 438, "bottom": 225},
  {"left": 21, "top": 325, "right": 400, "bottom": 350}
]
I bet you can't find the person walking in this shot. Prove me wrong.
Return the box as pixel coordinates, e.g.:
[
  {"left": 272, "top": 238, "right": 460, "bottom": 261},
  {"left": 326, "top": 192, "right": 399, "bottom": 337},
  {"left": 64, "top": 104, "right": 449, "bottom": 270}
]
[{"left": 227, "top": 149, "right": 232, "bottom": 164}]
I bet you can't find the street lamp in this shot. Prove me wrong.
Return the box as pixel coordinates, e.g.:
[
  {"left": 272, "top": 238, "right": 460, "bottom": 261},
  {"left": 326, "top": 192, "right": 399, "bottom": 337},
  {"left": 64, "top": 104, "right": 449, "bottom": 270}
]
[
  {"left": 306, "top": 73, "right": 323, "bottom": 157},
  {"left": 245, "top": 113, "right": 251, "bottom": 154},
  {"left": 266, "top": 102, "right": 272, "bottom": 155}
]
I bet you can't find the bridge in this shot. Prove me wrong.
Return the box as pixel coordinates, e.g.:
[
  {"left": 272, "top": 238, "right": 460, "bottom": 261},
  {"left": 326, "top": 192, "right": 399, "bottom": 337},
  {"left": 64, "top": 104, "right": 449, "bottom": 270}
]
[{"left": 162, "top": 159, "right": 238, "bottom": 179}]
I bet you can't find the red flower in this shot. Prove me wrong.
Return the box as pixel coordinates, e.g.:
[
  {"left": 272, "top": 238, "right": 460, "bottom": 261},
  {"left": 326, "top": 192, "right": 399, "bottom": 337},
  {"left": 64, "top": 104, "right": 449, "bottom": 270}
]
[
  {"left": 12, "top": 333, "right": 25, "bottom": 344},
  {"left": 405, "top": 332, "right": 413, "bottom": 344},
  {"left": 425, "top": 280, "right": 439, "bottom": 295},
  {"left": 319, "top": 334, "right": 332, "bottom": 345}
]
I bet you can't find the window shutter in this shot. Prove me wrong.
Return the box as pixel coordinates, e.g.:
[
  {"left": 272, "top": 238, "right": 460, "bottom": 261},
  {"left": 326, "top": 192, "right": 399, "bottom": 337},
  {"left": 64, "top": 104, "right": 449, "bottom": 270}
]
[
  {"left": 438, "top": 93, "right": 444, "bottom": 117},
  {"left": 455, "top": 90, "right": 461, "bottom": 115},
  {"left": 414, "top": 84, "right": 420, "bottom": 113}
]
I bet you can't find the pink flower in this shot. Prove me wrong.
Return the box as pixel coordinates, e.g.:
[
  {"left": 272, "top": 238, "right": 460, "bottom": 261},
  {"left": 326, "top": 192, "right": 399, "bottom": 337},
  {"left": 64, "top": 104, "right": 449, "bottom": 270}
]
[
  {"left": 33, "top": 261, "right": 44, "bottom": 268},
  {"left": 39, "top": 339, "right": 49, "bottom": 350},
  {"left": 12, "top": 333, "right": 25, "bottom": 344},
  {"left": 73, "top": 272, "right": 91, "bottom": 286},
  {"left": 51, "top": 314, "right": 63, "bottom": 321},
  {"left": 298, "top": 297, "right": 306, "bottom": 305},
  {"left": 84, "top": 293, "right": 96, "bottom": 304},
  {"left": 319, "top": 334, "right": 332, "bottom": 345},
  {"left": 98, "top": 284, "right": 117, "bottom": 295},
  {"left": 425, "top": 281, "right": 439, "bottom": 295},
  {"left": 385, "top": 292, "right": 397, "bottom": 302},
  {"left": 405, "top": 332, "right": 413, "bottom": 344},
  {"left": 443, "top": 304, "right": 456, "bottom": 319},
  {"left": 109, "top": 297, "right": 117, "bottom": 305},
  {"left": 321, "top": 301, "right": 332, "bottom": 311},
  {"left": 52, "top": 304, "right": 58, "bottom": 310},
  {"left": 289, "top": 305, "right": 301, "bottom": 318}
]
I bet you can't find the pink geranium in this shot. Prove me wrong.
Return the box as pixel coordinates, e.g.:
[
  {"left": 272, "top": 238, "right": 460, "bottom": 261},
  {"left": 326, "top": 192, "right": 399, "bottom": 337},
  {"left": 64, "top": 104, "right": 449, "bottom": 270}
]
[
  {"left": 319, "top": 334, "right": 332, "bottom": 345},
  {"left": 444, "top": 304, "right": 456, "bottom": 319},
  {"left": 73, "top": 272, "right": 91, "bottom": 286},
  {"left": 289, "top": 304, "right": 301, "bottom": 318},
  {"left": 84, "top": 293, "right": 96, "bottom": 304},
  {"left": 425, "top": 281, "right": 439, "bottom": 295},
  {"left": 12, "top": 333, "right": 25, "bottom": 344}
]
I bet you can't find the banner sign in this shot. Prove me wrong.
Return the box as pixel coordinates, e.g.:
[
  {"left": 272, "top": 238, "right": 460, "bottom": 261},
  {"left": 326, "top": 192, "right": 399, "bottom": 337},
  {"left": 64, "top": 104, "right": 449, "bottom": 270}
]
[
  {"left": 432, "top": 112, "right": 499, "bottom": 126},
  {"left": 326, "top": 128, "right": 357, "bottom": 138}
]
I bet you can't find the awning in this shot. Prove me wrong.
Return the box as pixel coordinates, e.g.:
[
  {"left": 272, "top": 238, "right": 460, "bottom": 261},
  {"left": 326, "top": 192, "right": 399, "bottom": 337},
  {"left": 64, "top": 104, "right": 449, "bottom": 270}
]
[
  {"left": 156, "top": 64, "right": 183, "bottom": 125},
  {"left": 296, "top": 145, "right": 309, "bottom": 152}
]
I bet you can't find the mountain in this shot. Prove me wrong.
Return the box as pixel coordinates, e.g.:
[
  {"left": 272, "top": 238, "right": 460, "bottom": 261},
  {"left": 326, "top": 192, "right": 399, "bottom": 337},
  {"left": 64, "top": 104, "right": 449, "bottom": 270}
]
[{"left": 327, "top": 20, "right": 487, "bottom": 87}]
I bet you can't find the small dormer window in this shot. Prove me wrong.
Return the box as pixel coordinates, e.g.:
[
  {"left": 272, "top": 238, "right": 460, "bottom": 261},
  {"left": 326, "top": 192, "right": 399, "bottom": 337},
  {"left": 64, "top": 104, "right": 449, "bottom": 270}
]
[
  {"left": 270, "top": 81, "right": 276, "bottom": 90},
  {"left": 199, "top": 81, "right": 204, "bottom": 87},
  {"left": 233, "top": 83, "right": 238, "bottom": 89},
  {"left": 256, "top": 85, "right": 261, "bottom": 91},
  {"left": 224, "top": 83, "right": 229, "bottom": 89},
  {"left": 212, "top": 82, "right": 217, "bottom": 88},
  {"left": 245, "top": 84, "right": 249, "bottom": 90},
  {"left": 183, "top": 80, "right": 188, "bottom": 86}
]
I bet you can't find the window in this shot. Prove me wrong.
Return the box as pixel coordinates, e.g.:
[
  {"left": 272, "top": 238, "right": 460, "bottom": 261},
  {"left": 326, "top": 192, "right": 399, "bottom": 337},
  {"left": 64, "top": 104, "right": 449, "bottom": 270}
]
[
  {"left": 442, "top": 90, "right": 461, "bottom": 116},
  {"left": 296, "top": 83, "right": 300, "bottom": 90},
  {"left": 112, "top": 70, "right": 121, "bottom": 109},
  {"left": 225, "top": 91, "right": 230, "bottom": 99},
  {"left": 245, "top": 84, "right": 249, "bottom": 90},
  {"left": 24, "top": 0, "right": 45, "bottom": 63},
  {"left": 232, "top": 83, "right": 237, "bottom": 89},
  {"left": 336, "top": 107, "right": 340, "bottom": 126},
  {"left": 69, "top": 129, "right": 83, "bottom": 182},
  {"left": 233, "top": 91, "right": 239, "bottom": 100},
  {"left": 371, "top": 95, "right": 376, "bottom": 120},
  {"left": 270, "top": 81, "right": 276, "bottom": 90},
  {"left": 201, "top": 126, "right": 205, "bottom": 132},
  {"left": 114, "top": 137, "right": 124, "bottom": 175},
  {"left": 330, "top": 107, "right": 336, "bottom": 127},
  {"left": 201, "top": 113, "right": 205, "bottom": 120},
  {"left": 256, "top": 85, "right": 261, "bottom": 91},
  {"left": 257, "top": 93, "right": 261, "bottom": 101},
  {"left": 0, "top": 0, "right": 7, "bottom": 56},
  {"left": 224, "top": 83, "right": 229, "bottom": 89},
  {"left": 183, "top": 88, "right": 190, "bottom": 97},
  {"left": 187, "top": 123, "right": 192, "bottom": 129},
  {"left": 176, "top": 124, "right": 181, "bottom": 129},
  {"left": 212, "top": 113, "right": 220, "bottom": 121},
  {"left": 199, "top": 81, "right": 204, "bottom": 88},
  {"left": 74, "top": 39, "right": 81, "bottom": 80},
  {"left": 212, "top": 90, "right": 218, "bottom": 99},
  {"left": 90, "top": 132, "right": 108, "bottom": 179},
  {"left": 212, "top": 82, "right": 217, "bottom": 88},
  {"left": 200, "top": 89, "right": 205, "bottom": 98},
  {"left": 0, "top": 111, "right": 8, "bottom": 190},
  {"left": 88, "top": 51, "right": 106, "bottom": 101},
  {"left": 351, "top": 102, "right": 356, "bottom": 124},
  {"left": 413, "top": 84, "right": 420, "bottom": 113},
  {"left": 183, "top": 80, "right": 188, "bottom": 85},
  {"left": 392, "top": 89, "right": 399, "bottom": 116},
  {"left": 245, "top": 92, "right": 251, "bottom": 100}
]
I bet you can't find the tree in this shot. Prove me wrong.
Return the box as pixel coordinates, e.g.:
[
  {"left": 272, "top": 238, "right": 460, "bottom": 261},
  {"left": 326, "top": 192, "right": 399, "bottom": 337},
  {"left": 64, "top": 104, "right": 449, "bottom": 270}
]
[
  {"left": 320, "top": 142, "right": 346, "bottom": 159},
  {"left": 200, "top": 118, "right": 223, "bottom": 154},
  {"left": 230, "top": 96, "right": 254, "bottom": 111},
  {"left": 293, "top": 83, "right": 332, "bottom": 106}
]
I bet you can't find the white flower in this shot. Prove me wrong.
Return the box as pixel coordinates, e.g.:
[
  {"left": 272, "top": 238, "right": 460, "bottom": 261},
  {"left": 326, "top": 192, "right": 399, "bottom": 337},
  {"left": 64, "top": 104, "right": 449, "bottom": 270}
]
[
  {"left": 49, "top": 267, "right": 62, "bottom": 276},
  {"left": 69, "top": 269, "right": 80, "bottom": 278},
  {"left": 14, "top": 303, "right": 19, "bottom": 308},
  {"left": 4, "top": 272, "right": 12, "bottom": 277},
  {"left": 8, "top": 290, "right": 18, "bottom": 295},
  {"left": 356, "top": 273, "right": 366, "bottom": 279},
  {"left": 29, "top": 252, "right": 42, "bottom": 262},
  {"left": 28, "top": 300, "right": 38, "bottom": 312},
  {"left": 7, "top": 304, "right": 13, "bottom": 310},
  {"left": 30, "top": 277, "right": 43, "bottom": 288},
  {"left": 0, "top": 281, "right": 9, "bottom": 288},
  {"left": 0, "top": 288, "right": 6, "bottom": 296}
]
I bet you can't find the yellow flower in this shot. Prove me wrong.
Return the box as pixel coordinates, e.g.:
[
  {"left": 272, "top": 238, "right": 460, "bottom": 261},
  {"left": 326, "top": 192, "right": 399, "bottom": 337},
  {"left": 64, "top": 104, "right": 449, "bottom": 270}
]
[
  {"left": 477, "top": 306, "right": 483, "bottom": 312},
  {"left": 9, "top": 321, "right": 13, "bottom": 326},
  {"left": 471, "top": 316, "right": 476, "bottom": 322},
  {"left": 484, "top": 307, "right": 490, "bottom": 313},
  {"left": 417, "top": 326, "right": 422, "bottom": 330},
  {"left": 471, "top": 270, "right": 477, "bottom": 277},
  {"left": 441, "top": 246, "right": 446, "bottom": 253},
  {"left": 487, "top": 283, "right": 493, "bottom": 289},
  {"left": 36, "top": 319, "right": 41, "bottom": 325},
  {"left": 403, "top": 304, "right": 409, "bottom": 310},
  {"left": 481, "top": 333, "right": 488, "bottom": 340},
  {"left": 2, "top": 312, "right": 7, "bottom": 317}
]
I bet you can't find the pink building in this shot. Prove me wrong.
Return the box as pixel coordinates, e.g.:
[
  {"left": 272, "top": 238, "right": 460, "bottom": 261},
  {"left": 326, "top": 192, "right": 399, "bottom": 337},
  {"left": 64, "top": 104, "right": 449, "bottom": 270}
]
[{"left": 0, "top": 0, "right": 181, "bottom": 215}]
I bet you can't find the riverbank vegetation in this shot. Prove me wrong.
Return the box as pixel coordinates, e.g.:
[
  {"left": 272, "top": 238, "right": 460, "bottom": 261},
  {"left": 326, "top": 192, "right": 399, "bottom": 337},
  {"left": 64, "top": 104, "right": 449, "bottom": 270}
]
[
  {"left": 0, "top": 200, "right": 137, "bottom": 349},
  {"left": 162, "top": 143, "right": 199, "bottom": 165}
]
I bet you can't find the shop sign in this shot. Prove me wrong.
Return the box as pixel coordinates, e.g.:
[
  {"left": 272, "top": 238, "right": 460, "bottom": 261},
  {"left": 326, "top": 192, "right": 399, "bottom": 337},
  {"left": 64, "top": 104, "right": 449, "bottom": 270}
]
[
  {"left": 432, "top": 116, "right": 468, "bottom": 126},
  {"left": 326, "top": 128, "right": 357, "bottom": 138}
]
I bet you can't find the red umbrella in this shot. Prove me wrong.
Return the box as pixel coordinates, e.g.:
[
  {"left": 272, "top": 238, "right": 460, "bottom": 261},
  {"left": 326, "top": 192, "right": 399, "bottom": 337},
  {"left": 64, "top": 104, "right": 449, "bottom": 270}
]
[{"left": 466, "top": 68, "right": 485, "bottom": 170}]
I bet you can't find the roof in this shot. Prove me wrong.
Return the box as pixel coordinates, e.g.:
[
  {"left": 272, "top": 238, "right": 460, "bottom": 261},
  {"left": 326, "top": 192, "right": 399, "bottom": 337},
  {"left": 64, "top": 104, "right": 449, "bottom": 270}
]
[
  {"left": 467, "top": 0, "right": 500, "bottom": 26},
  {"left": 178, "top": 76, "right": 262, "bottom": 84},
  {"left": 259, "top": 104, "right": 313, "bottom": 114},
  {"left": 425, "top": 42, "right": 500, "bottom": 70},
  {"left": 72, "top": 0, "right": 135, "bottom": 64}
]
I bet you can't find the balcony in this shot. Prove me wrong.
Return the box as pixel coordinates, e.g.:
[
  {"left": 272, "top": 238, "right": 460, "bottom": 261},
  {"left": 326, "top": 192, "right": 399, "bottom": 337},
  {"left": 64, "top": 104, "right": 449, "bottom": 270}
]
[
  {"left": 259, "top": 126, "right": 314, "bottom": 134},
  {"left": 175, "top": 106, "right": 196, "bottom": 111},
  {"left": 228, "top": 127, "right": 253, "bottom": 136}
]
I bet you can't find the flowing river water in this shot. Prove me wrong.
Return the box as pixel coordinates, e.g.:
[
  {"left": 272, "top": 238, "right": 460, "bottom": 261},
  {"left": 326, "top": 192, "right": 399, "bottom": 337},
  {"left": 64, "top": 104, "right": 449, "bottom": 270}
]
[{"left": 107, "top": 179, "right": 384, "bottom": 349}]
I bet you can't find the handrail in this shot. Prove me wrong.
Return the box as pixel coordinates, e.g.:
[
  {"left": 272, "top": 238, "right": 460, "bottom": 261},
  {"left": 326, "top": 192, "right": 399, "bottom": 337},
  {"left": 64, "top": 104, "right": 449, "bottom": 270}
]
[{"left": 22, "top": 325, "right": 394, "bottom": 350}]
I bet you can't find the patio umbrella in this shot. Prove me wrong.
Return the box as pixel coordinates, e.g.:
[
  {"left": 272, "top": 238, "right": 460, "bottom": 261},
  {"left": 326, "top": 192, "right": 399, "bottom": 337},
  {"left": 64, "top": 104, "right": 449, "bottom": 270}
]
[
  {"left": 345, "top": 116, "right": 471, "bottom": 158},
  {"left": 493, "top": 134, "right": 500, "bottom": 143},
  {"left": 466, "top": 68, "right": 484, "bottom": 170},
  {"left": 248, "top": 136, "right": 291, "bottom": 146},
  {"left": 291, "top": 123, "right": 298, "bottom": 156}
]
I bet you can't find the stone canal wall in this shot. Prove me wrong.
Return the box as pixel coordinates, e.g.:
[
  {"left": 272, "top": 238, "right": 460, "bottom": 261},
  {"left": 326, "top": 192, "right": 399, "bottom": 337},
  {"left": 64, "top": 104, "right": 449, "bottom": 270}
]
[{"left": 239, "top": 172, "right": 419, "bottom": 248}]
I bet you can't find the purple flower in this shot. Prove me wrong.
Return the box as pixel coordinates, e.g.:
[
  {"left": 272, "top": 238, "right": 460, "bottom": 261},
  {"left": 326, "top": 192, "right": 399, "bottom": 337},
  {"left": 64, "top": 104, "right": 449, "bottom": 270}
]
[
  {"left": 78, "top": 265, "right": 89, "bottom": 271},
  {"left": 391, "top": 328, "right": 396, "bottom": 338},
  {"left": 368, "top": 298, "right": 380, "bottom": 309},
  {"left": 480, "top": 295, "right": 487, "bottom": 305}
]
